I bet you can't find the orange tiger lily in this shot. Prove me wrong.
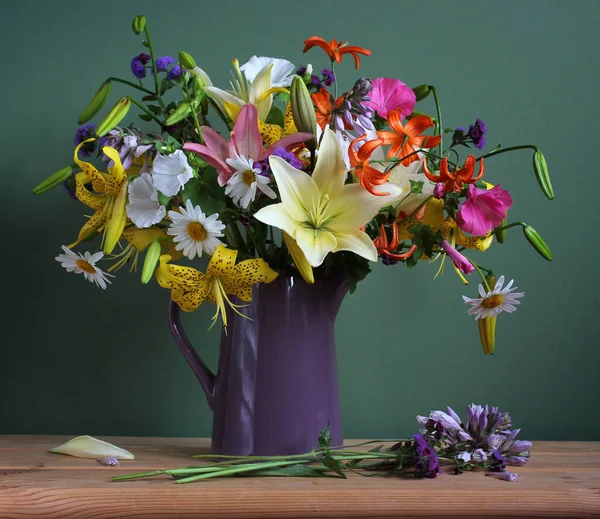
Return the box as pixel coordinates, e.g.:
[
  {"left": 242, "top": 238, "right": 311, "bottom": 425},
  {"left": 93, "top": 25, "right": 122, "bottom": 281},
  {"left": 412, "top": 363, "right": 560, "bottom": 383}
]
[
  {"left": 311, "top": 88, "right": 344, "bottom": 130},
  {"left": 349, "top": 134, "right": 391, "bottom": 196},
  {"left": 377, "top": 111, "right": 442, "bottom": 166},
  {"left": 303, "top": 37, "right": 372, "bottom": 69},
  {"left": 422, "top": 155, "right": 485, "bottom": 193},
  {"left": 373, "top": 222, "right": 418, "bottom": 260}
]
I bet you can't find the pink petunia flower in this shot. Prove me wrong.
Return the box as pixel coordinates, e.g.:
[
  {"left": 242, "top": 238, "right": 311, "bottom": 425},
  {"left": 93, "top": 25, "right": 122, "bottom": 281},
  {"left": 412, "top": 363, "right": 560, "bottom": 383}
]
[
  {"left": 441, "top": 240, "right": 474, "bottom": 274},
  {"left": 364, "top": 78, "right": 416, "bottom": 119},
  {"left": 456, "top": 184, "right": 513, "bottom": 237}
]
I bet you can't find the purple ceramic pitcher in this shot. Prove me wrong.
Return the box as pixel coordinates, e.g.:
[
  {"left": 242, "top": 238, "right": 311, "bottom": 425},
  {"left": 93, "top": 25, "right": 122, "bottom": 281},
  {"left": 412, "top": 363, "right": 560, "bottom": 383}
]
[{"left": 167, "top": 270, "right": 349, "bottom": 456}]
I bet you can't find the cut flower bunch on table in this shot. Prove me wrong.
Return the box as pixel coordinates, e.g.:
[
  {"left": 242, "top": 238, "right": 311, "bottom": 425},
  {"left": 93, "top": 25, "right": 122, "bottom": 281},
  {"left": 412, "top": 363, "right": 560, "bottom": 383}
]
[
  {"left": 34, "top": 14, "right": 553, "bottom": 356},
  {"left": 108, "top": 404, "right": 531, "bottom": 483}
]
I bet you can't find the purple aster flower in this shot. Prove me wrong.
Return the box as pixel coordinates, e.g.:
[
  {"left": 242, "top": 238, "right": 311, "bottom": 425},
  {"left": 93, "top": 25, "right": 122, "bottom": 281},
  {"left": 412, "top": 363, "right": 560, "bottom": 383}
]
[
  {"left": 467, "top": 119, "right": 487, "bottom": 149},
  {"left": 382, "top": 255, "right": 399, "bottom": 266},
  {"left": 310, "top": 74, "right": 322, "bottom": 88},
  {"left": 74, "top": 124, "right": 97, "bottom": 157},
  {"left": 167, "top": 64, "right": 182, "bottom": 81},
  {"left": 411, "top": 434, "right": 442, "bottom": 478},
  {"left": 156, "top": 56, "right": 176, "bottom": 72},
  {"left": 271, "top": 147, "right": 303, "bottom": 170},
  {"left": 321, "top": 68, "right": 335, "bottom": 86},
  {"left": 296, "top": 66, "right": 307, "bottom": 76},
  {"left": 131, "top": 56, "right": 147, "bottom": 79},
  {"left": 485, "top": 471, "right": 517, "bottom": 482},
  {"left": 137, "top": 53, "right": 151, "bottom": 65},
  {"left": 96, "top": 456, "right": 120, "bottom": 466},
  {"left": 61, "top": 174, "right": 77, "bottom": 200}
]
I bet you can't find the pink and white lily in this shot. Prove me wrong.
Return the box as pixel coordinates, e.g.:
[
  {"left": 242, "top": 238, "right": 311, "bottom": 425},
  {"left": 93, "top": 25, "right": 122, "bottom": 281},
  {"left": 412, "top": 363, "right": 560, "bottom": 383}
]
[{"left": 184, "top": 104, "right": 312, "bottom": 186}]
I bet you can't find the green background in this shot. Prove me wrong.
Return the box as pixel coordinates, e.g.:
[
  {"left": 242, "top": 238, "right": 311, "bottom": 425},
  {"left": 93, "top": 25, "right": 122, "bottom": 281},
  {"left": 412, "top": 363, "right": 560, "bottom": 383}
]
[{"left": 1, "top": 0, "right": 598, "bottom": 441}]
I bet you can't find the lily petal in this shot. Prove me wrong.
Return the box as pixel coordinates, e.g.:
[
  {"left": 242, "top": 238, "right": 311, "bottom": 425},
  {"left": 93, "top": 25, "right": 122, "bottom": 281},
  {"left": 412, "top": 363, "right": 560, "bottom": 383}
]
[
  {"left": 49, "top": 435, "right": 135, "bottom": 460},
  {"left": 249, "top": 63, "right": 274, "bottom": 121},
  {"left": 312, "top": 128, "right": 347, "bottom": 196},
  {"left": 205, "top": 86, "right": 245, "bottom": 121},
  {"left": 295, "top": 226, "right": 337, "bottom": 267},
  {"left": 253, "top": 203, "right": 300, "bottom": 237},
  {"left": 332, "top": 230, "right": 378, "bottom": 262},
  {"left": 233, "top": 104, "right": 264, "bottom": 160}
]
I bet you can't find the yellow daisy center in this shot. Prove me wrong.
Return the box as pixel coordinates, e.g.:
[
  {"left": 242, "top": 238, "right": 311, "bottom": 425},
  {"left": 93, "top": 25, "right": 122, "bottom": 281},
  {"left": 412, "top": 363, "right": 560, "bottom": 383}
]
[
  {"left": 187, "top": 222, "right": 208, "bottom": 241},
  {"left": 242, "top": 170, "right": 255, "bottom": 186},
  {"left": 482, "top": 294, "right": 503, "bottom": 309},
  {"left": 76, "top": 259, "right": 97, "bottom": 274}
]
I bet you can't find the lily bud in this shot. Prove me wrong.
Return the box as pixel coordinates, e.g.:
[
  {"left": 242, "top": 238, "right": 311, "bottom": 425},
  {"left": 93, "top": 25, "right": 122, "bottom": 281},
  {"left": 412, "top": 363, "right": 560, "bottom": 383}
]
[
  {"left": 533, "top": 150, "right": 554, "bottom": 200},
  {"left": 132, "top": 15, "right": 146, "bottom": 35},
  {"left": 77, "top": 81, "right": 112, "bottom": 124},
  {"left": 165, "top": 102, "right": 192, "bottom": 126},
  {"left": 178, "top": 51, "right": 196, "bottom": 70},
  {"left": 141, "top": 239, "right": 162, "bottom": 284},
  {"left": 96, "top": 97, "right": 131, "bottom": 137},
  {"left": 290, "top": 76, "right": 316, "bottom": 150},
  {"left": 104, "top": 181, "right": 128, "bottom": 255},
  {"left": 523, "top": 224, "right": 552, "bottom": 261},
  {"left": 495, "top": 217, "right": 507, "bottom": 244},
  {"left": 478, "top": 316, "right": 496, "bottom": 355},
  {"left": 412, "top": 84, "right": 431, "bottom": 102},
  {"left": 283, "top": 231, "right": 314, "bottom": 284},
  {"left": 32, "top": 166, "right": 73, "bottom": 195}
]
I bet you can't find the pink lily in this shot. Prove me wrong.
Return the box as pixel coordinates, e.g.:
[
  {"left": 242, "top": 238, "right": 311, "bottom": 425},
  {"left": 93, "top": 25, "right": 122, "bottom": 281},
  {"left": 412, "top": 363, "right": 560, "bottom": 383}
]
[
  {"left": 364, "top": 78, "right": 416, "bottom": 119},
  {"left": 456, "top": 184, "right": 513, "bottom": 237},
  {"left": 184, "top": 104, "right": 313, "bottom": 186}
]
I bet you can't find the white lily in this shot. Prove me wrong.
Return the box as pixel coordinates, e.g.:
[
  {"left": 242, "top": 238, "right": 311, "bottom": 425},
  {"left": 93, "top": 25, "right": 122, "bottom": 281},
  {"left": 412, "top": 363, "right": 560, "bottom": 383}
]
[
  {"left": 240, "top": 56, "right": 296, "bottom": 87},
  {"left": 205, "top": 59, "right": 287, "bottom": 123},
  {"left": 254, "top": 129, "right": 402, "bottom": 267}
]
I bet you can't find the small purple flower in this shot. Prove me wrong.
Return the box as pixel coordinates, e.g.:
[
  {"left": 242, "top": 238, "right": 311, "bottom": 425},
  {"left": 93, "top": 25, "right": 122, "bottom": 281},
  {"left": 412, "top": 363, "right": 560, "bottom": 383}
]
[
  {"left": 468, "top": 119, "right": 487, "bottom": 149},
  {"left": 156, "top": 56, "right": 176, "bottom": 72},
  {"left": 296, "top": 66, "right": 307, "bottom": 76},
  {"left": 271, "top": 147, "right": 303, "bottom": 170},
  {"left": 62, "top": 174, "right": 77, "bottom": 200},
  {"left": 74, "top": 124, "right": 97, "bottom": 157},
  {"left": 239, "top": 214, "right": 253, "bottom": 227},
  {"left": 167, "top": 64, "right": 182, "bottom": 81},
  {"left": 96, "top": 457, "right": 120, "bottom": 466},
  {"left": 485, "top": 471, "right": 517, "bottom": 482},
  {"left": 382, "top": 255, "right": 399, "bottom": 266},
  {"left": 488, "top": 450, "right": 506, "bottom": 472},
  {"left": 310, "top": 74, "right": 322, "bottom": 88},
  {"left": 321, "top": 68, "right": 336, "bottom": 86},
  {"left": 433, "top": 183, "right": 445, "bottom": 199},
  {"left": 412, "top": 434, "right": 442, "bottom": 478},
  {"left": 131, "top": 56, "right": 147, "bottom": 79},
  {"left": 137, "top": 53, "right": 151, "bottom": 65}
]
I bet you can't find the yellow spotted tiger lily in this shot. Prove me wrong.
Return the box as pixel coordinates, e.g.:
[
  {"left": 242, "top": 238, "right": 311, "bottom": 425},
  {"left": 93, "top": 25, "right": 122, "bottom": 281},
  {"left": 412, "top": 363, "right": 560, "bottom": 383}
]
[
  {"left": 156, "top": 245, "right": 278, "bottom": 327},
  {"left": 71, "top": 139, "right": 128, "bottom": 254}
]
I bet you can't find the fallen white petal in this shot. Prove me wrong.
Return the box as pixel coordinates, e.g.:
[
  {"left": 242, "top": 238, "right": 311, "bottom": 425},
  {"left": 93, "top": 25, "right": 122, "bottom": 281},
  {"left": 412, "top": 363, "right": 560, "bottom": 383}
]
[{"left": 49, "top": 435, "right": 135, "bottom": 460}]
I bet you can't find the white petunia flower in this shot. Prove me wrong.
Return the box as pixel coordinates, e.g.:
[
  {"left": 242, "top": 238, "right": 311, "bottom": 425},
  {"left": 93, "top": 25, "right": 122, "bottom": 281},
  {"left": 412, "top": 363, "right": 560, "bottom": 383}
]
[
  {"left": 167, "top": 200, "right": 226, "bottom": 260},
  {"left": 151, "top": 149, "right": 194, "bottom": 197},
  {"left": 225, "top": 153, "right": 276, "bottom": 209},
  {"left": 462, "top": 275, "right": 525, "bottom": 320},
  {"left": 240, "top": 56, "right": 296, "bottom": 87},
  {"left": 55, "top": 246, "right": 114, "bottom": 289},
  {"left": 126, "top": 173, "right": 166, "bottom": 228}
]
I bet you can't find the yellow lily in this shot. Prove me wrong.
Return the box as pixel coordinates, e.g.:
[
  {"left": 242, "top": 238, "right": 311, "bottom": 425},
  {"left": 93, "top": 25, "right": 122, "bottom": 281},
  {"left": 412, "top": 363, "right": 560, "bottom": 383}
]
[
  {"left": 155, "top": 245, "right": 278, "bottom": 327},
  {"left": 71, "top": 139, "right": 128, "bottom": 254},
  {"left": 205, "top": 60, "right": 288, "bottom": 124}
]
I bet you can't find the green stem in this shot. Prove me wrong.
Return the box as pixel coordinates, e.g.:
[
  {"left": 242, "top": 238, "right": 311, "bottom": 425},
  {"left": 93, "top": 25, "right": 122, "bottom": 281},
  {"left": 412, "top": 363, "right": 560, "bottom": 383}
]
[
  {"left": 182, "top": 78, "right": 203, "bottom": 143},
  {"left": 495, "top": 221, "right": 526, "bottom": 233},
  {"left": 430, "top": 85, "right": 443, "bottom": 157},
  {"left": 331, "top": 60, "right": 337, "bottom": 98},
  {"left": 106, "top": 77, "right": 155, "bottom": 96},
  {"left": 143, "top": 25, "right": 161, "bottom": 99},
  {"left": 193, "top": 450, "right": 317, "bottom": 461},
  {"left": 477, "top": 145, "right": 538, "bottom": 162},
  {"left": 246, "top": 225, "right": 269, "bottom": 260},
  {"left": 129, "top": 98, "right": 162, "bottom": 126},
  {"left": 470, "top": 261, "right": 491, "bottom": 292},
  {"left": 110, "top": 470, "right": 164, "bottom": 482}
]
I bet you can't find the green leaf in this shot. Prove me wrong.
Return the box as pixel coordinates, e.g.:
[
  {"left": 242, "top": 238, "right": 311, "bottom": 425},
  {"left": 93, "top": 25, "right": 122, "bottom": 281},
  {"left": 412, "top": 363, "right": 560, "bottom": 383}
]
[
  {"left": 148, "top": 104, "right": 163, "bottom": 116},
  {"left": 159, "top": 78, "right": 171, "bottom": 95},
  {"left": 317, "top": 425, "right": 332, "bottom": 450},
  {"left": 409, "top": 179, "right": 424, "bottom": 194},
  {"left": 156, "top": 191, "right": 171, "bottom": 206},
  {"left": 180, "top": 168, "right": 226, "bottom": 216},
  {"left": 237, "top": 464, "right": 328, "bottom": 478},
  {"left": 138, "top": 113, "right": 153, "bottom": 122},
  {"left": 265, "top": 105, "right": 284, "bottom": 127}
]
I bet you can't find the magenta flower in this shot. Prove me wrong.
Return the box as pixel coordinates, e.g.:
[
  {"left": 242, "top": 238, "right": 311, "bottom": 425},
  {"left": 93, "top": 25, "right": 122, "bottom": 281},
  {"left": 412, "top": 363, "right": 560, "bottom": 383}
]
[
  {"left": 441, "top": 240, "right": 474, "bottom": 274},
  {"left": 184, "top": 104, "right": 312, "bottom": 186},
  {"left": 364, "top": 77, "right": 416, "bottom": 119},
  {"left": 456, "top": 184, "right": 513, "bottom": 237}
]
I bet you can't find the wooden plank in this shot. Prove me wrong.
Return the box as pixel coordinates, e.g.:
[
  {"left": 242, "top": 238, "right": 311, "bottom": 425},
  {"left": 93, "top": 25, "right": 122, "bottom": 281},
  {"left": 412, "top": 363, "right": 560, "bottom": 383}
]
[{"left": 0, "top": 436, "right": 599, "bottom": 518}]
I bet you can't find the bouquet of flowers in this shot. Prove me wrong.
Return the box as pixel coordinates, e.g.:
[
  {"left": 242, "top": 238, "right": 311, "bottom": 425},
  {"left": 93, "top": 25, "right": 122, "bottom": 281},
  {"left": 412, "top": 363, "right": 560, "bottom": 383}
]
[{"left": 34, "top": 15, "right": 553, "bottom": 353}]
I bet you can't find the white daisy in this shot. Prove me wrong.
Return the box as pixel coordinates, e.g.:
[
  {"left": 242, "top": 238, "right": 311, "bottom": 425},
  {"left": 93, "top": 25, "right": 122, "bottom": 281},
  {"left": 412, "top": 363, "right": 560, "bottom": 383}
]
[
  {"left": 462, "top": 275, "right": 525, "bottom": 320},
  {"left": 225, "top": 153, "right": 276, "bottom": 209},
  {"left": 240, "top": 56, "right": 296, "bottom": 87},
  {"left": 55, "top": 246, "right": 114, "bottom": 289},
  {"left": 167, "top": 200, "right": 226, "bottom": 260},
  {"left": 151, "top": 149, "right": 194, "bottom": 197},
  {"left": 126, "top": 173, "right": 166, "bottom": 228}
]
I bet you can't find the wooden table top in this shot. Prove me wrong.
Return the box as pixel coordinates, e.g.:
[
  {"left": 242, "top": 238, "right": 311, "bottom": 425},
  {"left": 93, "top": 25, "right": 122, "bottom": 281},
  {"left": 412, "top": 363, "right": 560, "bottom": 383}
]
[{"left": 1, "top": 435, "right": 599, "bottom": 518}]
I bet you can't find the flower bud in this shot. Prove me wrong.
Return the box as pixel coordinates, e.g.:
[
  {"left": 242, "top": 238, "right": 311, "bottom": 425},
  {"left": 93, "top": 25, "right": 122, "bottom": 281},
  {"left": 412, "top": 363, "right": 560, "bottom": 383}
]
[
  {"left": 533, "top": 150, "right": 554, "bottom": 200},
  {"left": 132, "top": 15, "right": 146, "bottom": 35},
  {"left": 283, "top": 231, "right": 314, "bottom": 284},
  {"left": 141, "top": 239, "right": 161, "bottom": 284},
  {"left": 165, "top": 102, "right": 192, "bottom": 126},
  {"left": 96, "top": 97, "right": 131, "bottom": 137},
  {"left": 178, "top": 51, "right": 196, "bottom": 70},
  {"left": 412, "top": 84, "right": 431, "bottom": 102},
  {"left": 104, "top": 181, "right": 128, "bottom": 255},
  {"left": 290, "top": 76, "right": 316, "bottom": 150},
  {"left": 77, "top": 81, "right": 112, "bottom": 124},
  {"left": 495, "top": 217, "right": 507, "bottom": 244},
  {"left": 32, "top": 166, "right": 73, "bottom": 195},
  {"left": 478, "top": 316, "right": 496, "bottom": 355},
  {"left": 523, "top": 224, "right": 552, "bottom": 261}
]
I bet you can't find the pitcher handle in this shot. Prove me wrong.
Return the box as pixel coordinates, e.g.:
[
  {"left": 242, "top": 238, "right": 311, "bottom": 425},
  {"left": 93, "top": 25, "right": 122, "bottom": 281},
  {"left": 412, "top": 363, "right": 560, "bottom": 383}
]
[{"left": 168, "top": 300, "right": 216, "bottom": 410}]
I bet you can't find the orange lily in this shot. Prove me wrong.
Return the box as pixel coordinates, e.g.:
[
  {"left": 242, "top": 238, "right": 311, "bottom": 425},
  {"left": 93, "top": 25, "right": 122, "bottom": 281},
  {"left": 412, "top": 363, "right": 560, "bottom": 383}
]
[
  {"left": 373, "top": 222, "right": 418, "bottom": 261},
  {"left": 422, "top": 155, "right": 485, "bottom": 193},
  {"left": 303, "top": 37, "right": 372, "bottom": 69},
  {"left": 377, "top": 111, "right": 442, "bottom": 166},
  {"left": 311, "top": 88, "right": 344, "bottom": 130},
  {"left": 349, "top": 134, "right": 391, "bottom": 196}
]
